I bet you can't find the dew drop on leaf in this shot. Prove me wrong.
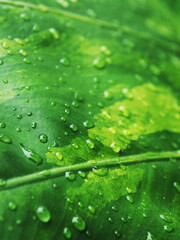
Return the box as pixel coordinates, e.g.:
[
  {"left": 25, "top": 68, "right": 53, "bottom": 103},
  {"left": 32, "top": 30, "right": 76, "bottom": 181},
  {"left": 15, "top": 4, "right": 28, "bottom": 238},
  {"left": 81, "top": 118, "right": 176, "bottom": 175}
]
[
  {"left": 83, "top": 120, "right": 94, "bottom": 129},
  {"left": 72, "top": 216, "right": 86, "bottom": 231},
  {"left": 88, "top": 205, "right": 96, "bottom": 214},
  {"left": 65, "top": 171, "right": 76, "bottom": 181},
  {"left": 39, "top": 134, "right": 48, "bottom": 143},
  {"left": 70, "top": 124, "right": 78, "bottom": 132},
  {"left": 163, "top": 224, "right": 174, "bottom": 233},
  {"left": 114, "top": 230, "right": 121, "bottom": 237},
  {"left": 86, "top": 139, "right": 95, "bottom": 149},
  {"left": 63, "top": 227, "right": 72, "bottom": 239},
  {"left": 20, "top": 143, "right": 43, "bottom": 165},
  {"left": 93, "top": 56, "right": 106, "bottom": 69},
  {"left": 36, "top": 205, "right": 51, "bottom": 223},
  {"left": 56, "top": 152, "right": 63, "bottom": 161},
  {"left": 60, "top": 57, "right": 70, "bottom": 66},
  {"left": 126, "top": 195, "right": 134, "bottom": 204},
  {"left": 0, "top": 134, "right": 12, "bottom": 144},
  {"left": 78, "top": 171, "right": 86, "bottom": 178},
  {"left": 23, "top": 58, "right": 31, "bottom": 64},
  {"left": 159, "top": 214, "right": 172, "bottom": 223},
  {"left": 92, "top": 167, "right": 108, "bottom": 176},
  {"left": 0, "top": 122, "right": 6, "bottom": 128},
  {"left": 8, "top": 202, "right": 17, "bottom": 211}
]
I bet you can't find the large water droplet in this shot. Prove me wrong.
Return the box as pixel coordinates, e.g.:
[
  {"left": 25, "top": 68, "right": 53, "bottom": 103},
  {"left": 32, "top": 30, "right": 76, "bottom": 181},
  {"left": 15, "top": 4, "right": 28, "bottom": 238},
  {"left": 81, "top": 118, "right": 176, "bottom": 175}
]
[
  {"left": 36, "top": 205, "right": 51, "bottom": 223},
  {"left": 20, "top": 144, "right": 43, "bottom": 165},
  {"left": 83, "top": 120, "right": 94, "bottom": 129},
  {"left": 70, "top": 124, "right": 78, "bottom": 132},
  {"left": 72, "top": 216, "right": 86, "bottom": 231},
  {"left": 65, "top": 171, "right": 76, "bottom": 181}
]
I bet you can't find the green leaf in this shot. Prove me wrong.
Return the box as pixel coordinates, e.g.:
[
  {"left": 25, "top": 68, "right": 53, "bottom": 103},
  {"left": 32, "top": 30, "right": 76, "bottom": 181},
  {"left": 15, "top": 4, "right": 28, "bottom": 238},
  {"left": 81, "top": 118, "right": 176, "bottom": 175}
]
[{"left": 0, "top": 0, "right": 180, "bottom": 239}]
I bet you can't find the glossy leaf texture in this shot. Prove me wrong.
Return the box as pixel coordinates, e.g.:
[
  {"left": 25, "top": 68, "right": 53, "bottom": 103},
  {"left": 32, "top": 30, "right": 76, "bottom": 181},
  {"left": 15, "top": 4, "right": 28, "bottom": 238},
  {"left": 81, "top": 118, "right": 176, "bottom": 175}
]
[{"left": 0, "top": 0, "right": 180, "bottom": 239}]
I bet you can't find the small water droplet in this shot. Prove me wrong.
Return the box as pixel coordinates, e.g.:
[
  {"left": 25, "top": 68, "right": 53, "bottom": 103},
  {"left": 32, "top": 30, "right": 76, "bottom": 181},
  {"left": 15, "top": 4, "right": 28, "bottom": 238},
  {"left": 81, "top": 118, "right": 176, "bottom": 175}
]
[
  {"left": 88, "top": 205, "right": 96, "bottom": 214},
  {"left": 0, "top": 134, "right": 12, "bottom": 144},
  {"left": 160, "top": 214, "right": 172, "bottom": 223},
  {"left": 86, "top": 139, "right": 95, "bottom": 149},
  {"left": 19, "top": 49, "right": 27, "bottom": 56},
  {"left": 163, "top": 224, "right": 174, "bottom": 233},
  {"left": 17, "top": 114, "right": 22, "bottom": 119},
  {"left": 8, "top": 202, "right": 17, "bottom": 211},
  {"left": 60, "top": 57, "right": 70, "bottom": 66},
  {"left": 3, "top": 79, "right": 8, "bottom": 84},
  {"left": 39, "top": 134, "right": 48, "bottom": 143},
  {"left": 114, "top": 230, "right": 121, "bottom": 237},
  {"left": 20, "top": 143, "right": 43, "bottom": 165},
  {"left": 126, "top": 195, "right": 134, "bottom": 204},
  {"left": 93, "top": 56, "right": 106, "bottom": 69},
  {"left": 56, "top": 152, "right": 63, "bottom": 161},
  {"left": 0, "top": 179, "right": 6, "bottom": 187},
  {"left": 63, "top": 227, "right": 71, "bottom": 239},
  {"left": 32, "top": 122, "right": 37, "bottom": 129},
  {"left": 78, "top": 171, "right": 86, "bottom": 178},
  {"left": 0, "top": 122, "right": 6, "bottom": 128},
  {"left": 3, "top": 42, "right": 9, "bottom": 49},
  {"left": 36, "top": 205, "right": 51, "bottom": 223},
  {"left": 110, "top": 142, "right": 120, "bottom": 153},
  {"left": 70, "top": 124, "right": 78, "bottom": 132},
  {"left": 23, "top": 58, "right": 31, "bottom": 64},
  {"left": 83, "top": 120, "right": 94, "bottom": 129},
  {"left": 0, "top": 60, "right": 3, "bottom": 65},
  {"left": 61, "top": 116, "right": 67, "bottom": 122},
  {"left": 92, "top": 167, "right": 108, "bottom": 176},
  {"left": 65, "top": 171, "right": 76, "bottom": 181},
  {"left": 72, "top": 216, "right": 86, "bottom": 231}
]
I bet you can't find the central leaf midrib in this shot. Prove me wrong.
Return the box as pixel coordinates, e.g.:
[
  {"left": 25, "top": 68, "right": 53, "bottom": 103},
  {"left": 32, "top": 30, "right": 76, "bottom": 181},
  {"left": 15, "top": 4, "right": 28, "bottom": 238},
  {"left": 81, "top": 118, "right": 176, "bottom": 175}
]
[{"left": 1, "top": 150, "right": 180, "bottom": 192}]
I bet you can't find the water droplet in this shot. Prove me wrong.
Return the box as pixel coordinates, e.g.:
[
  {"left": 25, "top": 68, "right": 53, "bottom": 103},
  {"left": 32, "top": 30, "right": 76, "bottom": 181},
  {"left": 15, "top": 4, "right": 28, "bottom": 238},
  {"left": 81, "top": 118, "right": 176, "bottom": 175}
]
[
  {"left": 114, "top": 230, "right": 121, "bottom": 237},
  {"left": 39, "top": 134, "right": 48, "bottom": 143},
  {"left": 93, "top": 56, "right": 106, "bottom": 69},
  {"left": 72, "top": 216, "right": 86, "bottom": 231},
  {"left": 3, "top": 42, "right": 9, "bottom": 49},
  {"left": 112, "top": 205, "right": 118, "bottom": 212},
  {"left": 78, "top": 171, "right": 86, "bottom": 178},
  {"left": 0, "top": 60, "right": 3, "bottom": 65},
  {"left": 8, "top": 202, "right": 17, "bottom": 211},
  {"left": 72, "top": 142, "right": 79, "bottom": 149},
  {"left": 56, "top": 152, "right": 63, "bottom": 161},
  {"left": 163, "top": 224, "right": 174, "bottom": 233},
  {"left": 63, "top": 227, "right": 72, "bottom": 239},
  {"left": 83, "top": 120, "right": 94, "bottom": 129},
  {"left": 0, "top": 134, "right": 12, "bottom": 144},
  {"left": 65, "top": 109, "right": 70, "bottom": 115},
  {"left": 70, "top": 124, "right": 78, "bottom": 132},
  {"left": 19, "top": 49, "right": 27, "bottom": 56},
  {"left": 146, "top": 232, "right": 157, "bottom": 240},
  {"left": 104, "top": 90, "right": 113, "bottom": 100},
  {"left": 86, "top": 139, "right": 95, "bottom": 149},
  {"left": 23, "top": 58, "right": 31, "bottom": 64},
  {"left": 92, "top": 167, "right": 108, "bottom": 176},
  {"left": 40, "top": 170, "right": 51, "bottom": 177},
  {"left": 32, "top": 24, "right": 40, "bottom": 32},
  {"left": 36, "top": 205, "right": 51, "bottom": 223},
  {"left": 3, "top": 79, "right": 8, "bottom": 84},
  {"left": 74, "top": 92, "right": 83, "bottom": 102},
  {"left": 0, "top": 122, "right": 6, "bottom": 128},
  {"left": 17, "top": 114, "right": 22, "bottom": 119},
  {"left": 160, "top": 214, "right": 172, "bottom": 223},
  {"left": 174, "top": 182, "right": 180, "bottom": 193},
  {"left": 60, "top": 57, "right": 70, "bottom": 66},
  {"left": 88, "top": 205, "right": 95, "bottom": 214},
  {"left": 20, "top": 143, "right": 43, "bottom": 165},
  {"left": 65, "top": 171, "right": 76, "bottom": 181},
  {"left": 16, "top": 218, "right": 23, "bottom": 225},
  {"left": 72, "top": 101, "right": 79, "bottom": 108},
  {"left": 110, "top": 142, "right": 120, "bottom": 153},
  {"left": 126, "top": 195, "right": 134, "bottom": 204},
  {"left": 61, "top": 116, "right": 67, "bottom": 122},
  {"left": 32, "top": 122, "right": 37, "bottom": 129},
  {"left": 108, "top": 217, "right": 114, "bottom": 223}
]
